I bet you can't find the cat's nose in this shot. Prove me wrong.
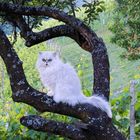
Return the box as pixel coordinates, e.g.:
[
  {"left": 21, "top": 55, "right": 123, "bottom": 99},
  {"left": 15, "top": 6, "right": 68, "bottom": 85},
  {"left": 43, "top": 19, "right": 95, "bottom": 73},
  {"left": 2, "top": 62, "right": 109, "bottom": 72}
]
[{"left": 46, "top": 63, "right": 48, "bottom": 66}]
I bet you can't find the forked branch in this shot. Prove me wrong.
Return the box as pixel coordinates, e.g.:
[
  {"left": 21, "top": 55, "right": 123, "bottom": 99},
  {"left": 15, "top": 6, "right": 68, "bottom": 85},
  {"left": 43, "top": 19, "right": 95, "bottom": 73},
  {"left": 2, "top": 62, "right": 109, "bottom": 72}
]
[{"left": 0, "top": 2, "right": 126, "bottom": 139}]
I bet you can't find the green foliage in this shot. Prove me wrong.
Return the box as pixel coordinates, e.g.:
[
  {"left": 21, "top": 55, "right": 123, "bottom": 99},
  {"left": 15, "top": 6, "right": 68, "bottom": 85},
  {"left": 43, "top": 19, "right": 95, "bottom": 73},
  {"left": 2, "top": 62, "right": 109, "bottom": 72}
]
[
  {"left": 82, "top": 0, "right": 105, "bottom": 24},
  {"left": 109, "top": 0, "right": 140, "bottom": 60},
  {"left": 111, "top": 84, "right": 140, "bottom": 139}
]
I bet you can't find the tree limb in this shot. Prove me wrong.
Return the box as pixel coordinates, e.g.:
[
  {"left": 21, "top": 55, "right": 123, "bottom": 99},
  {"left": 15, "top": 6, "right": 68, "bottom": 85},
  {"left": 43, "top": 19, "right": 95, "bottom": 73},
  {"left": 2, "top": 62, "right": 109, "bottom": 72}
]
[
  {"left": 20, "top": 115, "right": 87, "bottom": 140},
  {"left": 0, "top": 27, "right": 109, "bottom": 121},
  {"left": 0, "top": 2, "right": 126, "bottom": 138},
  {"left": 0, "top": 3, "right": 125, "bottom": 139},
  {"left": 0, "top": 26, "right": 125, "bottom": 140},
  {"left": 0, "top": 3, "right": 110, "bottom": 99},
  {"left": 0, "top": 2, "right": 100, "bottom": 48},
  {"left": 6, "top": 14, "right": 89, "bottom": 51}
]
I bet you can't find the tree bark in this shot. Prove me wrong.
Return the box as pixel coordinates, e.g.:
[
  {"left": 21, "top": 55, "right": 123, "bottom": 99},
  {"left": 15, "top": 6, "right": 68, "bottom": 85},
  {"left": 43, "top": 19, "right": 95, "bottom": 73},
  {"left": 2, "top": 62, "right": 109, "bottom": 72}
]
[{"left": 0, "top": 2, "right": 126, "bottom": 140}]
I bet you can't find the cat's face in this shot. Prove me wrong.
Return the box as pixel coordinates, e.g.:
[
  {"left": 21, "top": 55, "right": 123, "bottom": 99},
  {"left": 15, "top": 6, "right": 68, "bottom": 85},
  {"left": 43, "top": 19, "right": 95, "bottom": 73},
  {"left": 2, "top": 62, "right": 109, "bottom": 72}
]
[{"left": 36, "top": 51, "right": 59, "bottom": 69}]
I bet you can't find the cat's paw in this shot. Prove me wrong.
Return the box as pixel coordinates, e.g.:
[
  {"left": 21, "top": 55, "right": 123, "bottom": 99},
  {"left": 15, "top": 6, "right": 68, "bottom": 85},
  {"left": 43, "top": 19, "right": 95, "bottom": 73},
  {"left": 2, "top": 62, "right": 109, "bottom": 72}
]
[{"left": 47, "top": 91, "right": 54, "bottom": 97}]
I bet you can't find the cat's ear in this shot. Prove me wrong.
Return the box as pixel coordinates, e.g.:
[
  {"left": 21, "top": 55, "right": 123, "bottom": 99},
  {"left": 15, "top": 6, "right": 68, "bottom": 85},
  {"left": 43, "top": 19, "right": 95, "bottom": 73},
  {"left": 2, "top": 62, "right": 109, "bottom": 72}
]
[
  {"left": 53, "top": 51, "right": 59, "bottom": 57},
  {"left": 39, "top": 52, "right": 43, "bottom": 56}
]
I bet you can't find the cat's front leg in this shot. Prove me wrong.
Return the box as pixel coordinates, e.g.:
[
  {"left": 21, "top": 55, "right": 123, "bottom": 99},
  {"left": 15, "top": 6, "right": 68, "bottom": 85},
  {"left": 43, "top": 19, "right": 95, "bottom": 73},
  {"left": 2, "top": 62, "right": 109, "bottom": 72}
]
[
  {"left": 47, "top": 89, "right": 54, "bottom": 97},
  {"left": 43, "top": 83, "right": 54, "bottom": 96}
]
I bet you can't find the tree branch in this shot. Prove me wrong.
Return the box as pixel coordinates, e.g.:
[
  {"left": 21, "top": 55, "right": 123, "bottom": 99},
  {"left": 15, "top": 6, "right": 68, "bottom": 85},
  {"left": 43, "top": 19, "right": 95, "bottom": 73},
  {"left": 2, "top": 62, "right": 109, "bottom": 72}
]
[
  {"left": 0, "top": 1, "right": 127, "bottom": 138},
  {"left": 20, "top": 115, "right": 87, "bottom": 140},
  {"left": 6, "top": 14, "right": 89, "bottom": 51},
  {"left": 0, "top": 0, "right": 128, "bottom": 138},
  {"left": 25, "top": 25, "right": 85, "bottom": 48},
  {"left": 0, "top": 27, "right": 109, "bottom": 121},
  {"left": 0, "top": 3, "right": 110, "bottom": 99},
  {"left": 0, "top": 2, "right": 100, "bottom": 48},
  {"left": 0, "top": 26, "right": 125, "bottom": 140}
]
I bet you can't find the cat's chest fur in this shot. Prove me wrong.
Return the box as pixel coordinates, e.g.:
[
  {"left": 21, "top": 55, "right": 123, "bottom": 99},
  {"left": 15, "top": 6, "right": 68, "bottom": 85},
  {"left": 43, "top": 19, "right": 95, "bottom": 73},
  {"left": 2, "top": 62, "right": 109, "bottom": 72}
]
[{"left": 40, "top": 66, "right": 62, "bottom": 89}]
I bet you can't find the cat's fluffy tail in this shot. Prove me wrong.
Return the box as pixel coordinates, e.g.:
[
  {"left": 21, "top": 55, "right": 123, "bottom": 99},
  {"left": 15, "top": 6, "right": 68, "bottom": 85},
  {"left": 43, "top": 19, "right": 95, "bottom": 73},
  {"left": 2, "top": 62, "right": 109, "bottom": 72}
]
[{"left": 81, "top": 95, "right": 112, "bottom": 118}]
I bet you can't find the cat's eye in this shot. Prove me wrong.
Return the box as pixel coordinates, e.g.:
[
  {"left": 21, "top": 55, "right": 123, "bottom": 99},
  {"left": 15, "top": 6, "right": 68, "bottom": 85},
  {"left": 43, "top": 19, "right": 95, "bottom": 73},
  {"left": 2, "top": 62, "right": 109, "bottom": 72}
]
[
  {"left": 42, "top": 58, "right": 46, "bottom": 62},
  {"left": 48, "top": 59, "right": 52, "bottom": 62}
]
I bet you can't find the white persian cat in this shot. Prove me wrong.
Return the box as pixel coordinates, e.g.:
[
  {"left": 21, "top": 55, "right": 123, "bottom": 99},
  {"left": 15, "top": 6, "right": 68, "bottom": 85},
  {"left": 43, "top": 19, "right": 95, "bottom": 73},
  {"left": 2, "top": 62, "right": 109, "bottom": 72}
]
[{"left": 36, "top": 51, "right": 112, "bottom": 118}]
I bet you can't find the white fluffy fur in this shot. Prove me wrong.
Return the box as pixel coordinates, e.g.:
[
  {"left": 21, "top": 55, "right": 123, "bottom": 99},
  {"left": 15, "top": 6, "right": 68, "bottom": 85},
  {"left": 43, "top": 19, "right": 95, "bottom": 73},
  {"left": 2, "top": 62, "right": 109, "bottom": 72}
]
[{"left": 36, "top": 51, "right": 112, "bottom": 118}]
